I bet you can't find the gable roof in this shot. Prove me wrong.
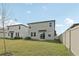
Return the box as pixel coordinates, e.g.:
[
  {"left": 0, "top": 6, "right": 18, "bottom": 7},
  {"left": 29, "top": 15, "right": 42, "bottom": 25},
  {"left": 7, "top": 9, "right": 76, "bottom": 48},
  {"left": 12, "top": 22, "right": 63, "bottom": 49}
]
[
  {"left": 66, "top": 23, "right": 79, "bottom": 31},
  {"left": 28, "top": 20, "right": 55, "bottom": 25},
  {"left": 70, "top": 23, "right": 79, "bottom": 28},
  {"left": 7, "top": 24, "right": 28, "bottom": 27},
  {"left": 59, "top": 23, "right": 79, "bottom": 36}
]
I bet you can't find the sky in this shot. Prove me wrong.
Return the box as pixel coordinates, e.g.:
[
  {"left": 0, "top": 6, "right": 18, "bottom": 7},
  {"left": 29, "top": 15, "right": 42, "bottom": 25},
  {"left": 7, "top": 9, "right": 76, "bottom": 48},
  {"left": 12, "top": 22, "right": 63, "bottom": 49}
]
[{"left": 0, "top": 3, "right": 79, "bottom": 35}]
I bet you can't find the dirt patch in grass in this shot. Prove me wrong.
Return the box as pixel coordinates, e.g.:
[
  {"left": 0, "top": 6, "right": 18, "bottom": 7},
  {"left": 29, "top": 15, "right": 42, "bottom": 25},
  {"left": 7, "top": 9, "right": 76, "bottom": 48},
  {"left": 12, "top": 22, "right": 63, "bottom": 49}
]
[{"left": 0, "top": 52, "right": 13, "bottom": 56}]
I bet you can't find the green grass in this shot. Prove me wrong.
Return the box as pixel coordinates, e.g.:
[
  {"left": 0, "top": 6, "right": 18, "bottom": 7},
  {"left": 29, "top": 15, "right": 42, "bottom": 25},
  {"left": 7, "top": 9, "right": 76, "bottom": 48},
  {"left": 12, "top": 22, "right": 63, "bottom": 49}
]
[{"left": 0, "top": 39, "right": 72, "bottom": 56}]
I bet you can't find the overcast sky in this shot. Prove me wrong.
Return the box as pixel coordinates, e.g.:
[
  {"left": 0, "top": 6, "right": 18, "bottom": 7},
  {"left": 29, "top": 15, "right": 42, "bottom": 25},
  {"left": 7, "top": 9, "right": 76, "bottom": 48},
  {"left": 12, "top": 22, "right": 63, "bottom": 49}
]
[{"left": 0, "top": 3, "right": 79, "bottom": 35}]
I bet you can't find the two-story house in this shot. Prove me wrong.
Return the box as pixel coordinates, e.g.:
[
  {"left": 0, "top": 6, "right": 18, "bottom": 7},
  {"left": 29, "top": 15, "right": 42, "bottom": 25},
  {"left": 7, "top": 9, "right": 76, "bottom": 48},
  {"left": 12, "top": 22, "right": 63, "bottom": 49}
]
[
  {"left": 28, "top": 20, "right": 55, "bottom": 40},
  {"left": 0, "top": 20, "right": 56, "bottom": 40},
  {"left": 7, "top": 24, "right": 28, "bottom": 38}
]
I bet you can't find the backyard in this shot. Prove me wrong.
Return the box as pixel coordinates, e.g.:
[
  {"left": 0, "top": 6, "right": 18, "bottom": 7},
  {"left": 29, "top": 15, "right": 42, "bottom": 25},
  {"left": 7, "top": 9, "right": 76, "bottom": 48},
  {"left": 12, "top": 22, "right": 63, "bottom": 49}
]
[{"left": 0, "top": 39, "right": 72, "bottom": 56}]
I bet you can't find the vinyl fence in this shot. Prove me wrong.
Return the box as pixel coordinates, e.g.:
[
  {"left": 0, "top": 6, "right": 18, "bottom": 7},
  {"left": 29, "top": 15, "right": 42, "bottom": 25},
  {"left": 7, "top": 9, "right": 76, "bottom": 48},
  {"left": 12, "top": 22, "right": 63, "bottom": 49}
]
[{"left": 58, "top": 24, "right": 79, "bottom": 56}]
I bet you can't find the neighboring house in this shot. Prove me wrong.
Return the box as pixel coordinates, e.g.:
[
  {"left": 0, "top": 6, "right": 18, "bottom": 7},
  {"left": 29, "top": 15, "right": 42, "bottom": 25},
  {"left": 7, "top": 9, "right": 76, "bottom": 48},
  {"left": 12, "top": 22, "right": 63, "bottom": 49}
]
[
  {"left": 28, "top": 20, "right": 55, "bottom": 40},
  {"left": 58, "top": 23, "right": 79, "bottom": 55},
  {"left": 0, "top": 20, "right": 56, "bottom": 40},
  {"left": 0, "top": 28, "right": 8, "bottom": 38},
  {"left": 7, "top": 24, "right": 28, "bottom": 38}
]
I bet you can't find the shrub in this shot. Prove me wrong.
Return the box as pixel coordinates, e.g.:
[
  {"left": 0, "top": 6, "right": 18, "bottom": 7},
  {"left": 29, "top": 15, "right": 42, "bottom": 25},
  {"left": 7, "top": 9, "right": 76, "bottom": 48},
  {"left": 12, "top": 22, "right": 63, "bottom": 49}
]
[
  {"left": 0, "top": 37, "right": 10, "bottom": 39},
  {"left": 53, "top": 39, "right": 62, "bottom": 43},
  {"left": 4, "top": 37, "right": 10, "bottom": 39},
  {"left": 14, "top": 37, "right": 23, "bottom": 39},
  {"left": 24, "top": 37, "right": 31, "bottom": 40}
]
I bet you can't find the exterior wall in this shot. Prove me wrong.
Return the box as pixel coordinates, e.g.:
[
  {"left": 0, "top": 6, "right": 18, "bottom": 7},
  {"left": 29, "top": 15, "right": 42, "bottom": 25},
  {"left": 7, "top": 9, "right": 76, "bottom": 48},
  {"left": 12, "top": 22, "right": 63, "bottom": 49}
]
[
  {"left": 28, "top": 21, "right": 55, "bottom": 40},
  {"left": 58, "top": 25, "right": 79, "bottom": 56},
  {"left": 7, "top": 25, "right": 28, "bottom": 38},
  {"left": 65, "top": 30, "right": 70, "bottom": 49},
  {"left": 62, "top": 32, "right": 66, "bottom": 45},
  {"left": 70, "top": 26, "right": 79, "bottom": 56}
]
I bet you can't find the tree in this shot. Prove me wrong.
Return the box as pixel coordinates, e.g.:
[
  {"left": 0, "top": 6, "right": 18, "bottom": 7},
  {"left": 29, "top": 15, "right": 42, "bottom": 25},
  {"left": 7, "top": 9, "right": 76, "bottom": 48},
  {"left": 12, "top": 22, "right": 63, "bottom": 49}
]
[
  {"left": 1, "top": 3, "right": 7, "bottom": 54},
  {"left": 0, "top": 4, "right": 18, "bottom": 55}
]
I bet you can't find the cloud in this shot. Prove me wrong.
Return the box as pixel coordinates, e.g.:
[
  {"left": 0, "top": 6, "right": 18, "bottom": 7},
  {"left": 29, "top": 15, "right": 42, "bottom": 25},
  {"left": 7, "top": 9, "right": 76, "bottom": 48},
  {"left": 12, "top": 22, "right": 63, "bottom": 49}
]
[
  {"left": 0, "top": 15, "right": 24, "bottom": 28},
  {"left": 56, "top": 24, "right": 65, "bottom": 35},
  {"left": 56, "top": 24, "right": 64, "bottom": 27},
  {"left": 56, "top": 18, "right": 75, "bottom": 35},
  {"left": 0, "top": 16, "right": 1, "bottom": 20},
  {"left": 5, "top": 20, "right": 20, "bottom": 26},
  {"left": 64, "top": 18, "right": 74, "bottom": 26},
  {"left": 42, "top": 6, "right": 47, "bottom": 10},
  {"left": 0, "top": 19, "right": 21, "bottom": 28},
  {"left": 26, "top": 10, "right": 31, "bottom": 14},
  {"left": 25, "top": 3, "right": 33, "bottom": 6}
]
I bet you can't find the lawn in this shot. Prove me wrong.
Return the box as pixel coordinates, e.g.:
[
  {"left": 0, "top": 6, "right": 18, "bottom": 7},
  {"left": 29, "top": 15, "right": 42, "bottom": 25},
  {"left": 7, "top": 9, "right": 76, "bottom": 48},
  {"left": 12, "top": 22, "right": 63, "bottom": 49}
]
[{"left": 0, "top": 39, "right": 72, "bottom": 56}]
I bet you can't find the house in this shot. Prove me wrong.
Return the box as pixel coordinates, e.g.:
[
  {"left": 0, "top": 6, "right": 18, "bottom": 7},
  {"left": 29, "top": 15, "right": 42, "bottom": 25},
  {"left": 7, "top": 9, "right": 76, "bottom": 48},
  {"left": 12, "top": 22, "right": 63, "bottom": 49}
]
[
  {"left": 0, "top": 20, "right": 56, "bottom": 40},
  {"left": 0, "top": 28, "right": 7, "bottom": 38},
  {"left": 28, "top": 20, "right": 56, "bottom": 40},
  {"left": 7, "top": 24, "right": 28, "bottom": 38}
]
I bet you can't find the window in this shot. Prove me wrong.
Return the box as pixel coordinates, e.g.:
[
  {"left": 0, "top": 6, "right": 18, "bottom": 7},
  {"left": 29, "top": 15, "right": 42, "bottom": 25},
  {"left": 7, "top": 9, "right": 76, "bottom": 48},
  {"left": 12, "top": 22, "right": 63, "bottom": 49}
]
[
  {"left": 18, "top": 32, "right": 19, "bottom": 37},
  {"left": 8, "top": 27, "right": 9, "bottom": 30},
  {"left": 31, "top": 32, "right": 36, "bottom": 37},
  {"left": 31, "top": 32, "right": 33, "bottom": 37},
  {"left": 48, "top": 34, "right": 51, "bottom": 37},
  {"left": 16, "top": 33, "right": 17, "bottom": 37},
  {"left": 8, "top": 33, "right": 9, "bottom": 36},
  {"left": 34, "top": 32, "right": 36, "bottom": 36},
  {"left": 29, "top": 26, "right": 31, "bottom": 29},
  {"left": 19, "top": 26, "right": 21, "bottom": 29},
  {"left": 49, "top": 23, "right": 52, "bottom": 27},
  {"left": 16, "top": 32, "right": 19, "bottom": 37}
]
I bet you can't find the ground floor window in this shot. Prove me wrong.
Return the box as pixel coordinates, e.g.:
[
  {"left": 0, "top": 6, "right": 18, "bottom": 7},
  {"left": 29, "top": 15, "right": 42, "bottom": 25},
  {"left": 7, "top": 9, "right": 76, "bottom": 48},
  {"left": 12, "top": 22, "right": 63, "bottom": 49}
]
[
  {"left": 31, "top": 32, "right": 33, "bottom": 37},
  {"left": 40, "top": 32, "right": 45, "bottom": 39},
  {"left": 8, "top": 33, "right": 9, "bottom": 36},
  {"left": 15, "top": 32, "right": 19, "bottom": 37},
  {"left": 18, "top": 32, "right": 19, "bottom": 37},
  {"left": 16, "top": 33, "right": 17, "bottom": 37},
  {"left": 31, "top": 32, "right": 36, "bottom": 37},
  {"left": 34, "top": 32, "right": 36, "bottom": 36},
  {"left": 9, "top": 31, "right": 14, "bottom": 38}
]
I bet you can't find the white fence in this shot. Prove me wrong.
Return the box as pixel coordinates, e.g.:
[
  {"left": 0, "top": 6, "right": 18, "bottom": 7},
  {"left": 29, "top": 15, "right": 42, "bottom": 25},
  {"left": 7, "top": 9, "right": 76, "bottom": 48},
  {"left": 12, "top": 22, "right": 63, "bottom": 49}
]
[{"left": 58, "top": 24, "right": 79, "bottom": 56}]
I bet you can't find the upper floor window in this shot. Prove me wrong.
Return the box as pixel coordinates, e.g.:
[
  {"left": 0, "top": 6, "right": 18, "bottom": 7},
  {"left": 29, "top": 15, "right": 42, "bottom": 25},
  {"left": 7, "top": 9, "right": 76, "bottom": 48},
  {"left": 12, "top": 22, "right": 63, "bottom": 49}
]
[
  {"left": 49, "top": 23, "right": 52, "bottom": 27},
  {"left": 29, "top": 26, "right": 31, "bottom": 29},
  {"left": 48, "top": 34, "right": 51, "bottom": 37}
]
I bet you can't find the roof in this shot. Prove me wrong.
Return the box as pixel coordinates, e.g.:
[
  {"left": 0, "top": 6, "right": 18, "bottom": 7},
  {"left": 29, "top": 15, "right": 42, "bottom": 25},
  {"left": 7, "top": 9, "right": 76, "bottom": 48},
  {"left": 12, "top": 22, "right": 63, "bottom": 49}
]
[
  {"left": 66, "top": 23, "right": 79, "bottom": 31},
  {"left": 7, "top": 24, "right": 28, "bottom": 27},
  {"left": 59, "top": 23, "right": 79, "bottom": 36},
  {"left": 28, "top": 20, "right": 55, "bottom": 25},
  {"left": 70, "top": 23, "right": 79, "bottom": 28}
]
